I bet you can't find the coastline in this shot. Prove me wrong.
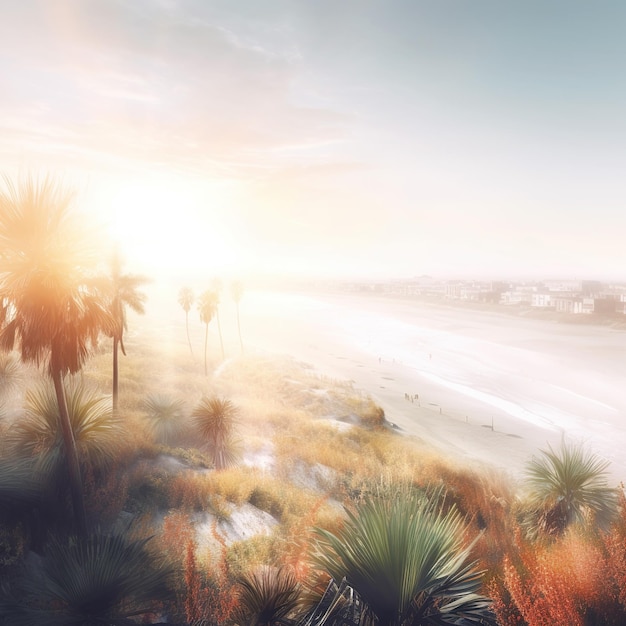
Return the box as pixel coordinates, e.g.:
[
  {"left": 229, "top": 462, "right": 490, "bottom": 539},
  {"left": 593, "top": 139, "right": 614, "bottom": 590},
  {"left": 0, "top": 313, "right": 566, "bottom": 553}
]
[
  {"left": 237, "top": 290, "right": 626, "bottom": 484},
  {"left": 146, "top": 285, "right": 626, "bottom": 485}
]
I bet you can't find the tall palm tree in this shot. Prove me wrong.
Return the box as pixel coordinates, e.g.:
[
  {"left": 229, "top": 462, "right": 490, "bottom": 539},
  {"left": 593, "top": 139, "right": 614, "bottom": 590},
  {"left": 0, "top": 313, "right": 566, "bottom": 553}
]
[
  {"left": 178, "top": 286, "right": 195, "bottom": 356},
  {"left": 211, "top": 277, "right": 225, "bottom": 360},
  {"left": 0, "top": 175, "right": 114, "bottom": 536},
  {"left": 232, "top": 279, "right": 244, "bottom": 355},
  {"left": 310, "top": 486, "right": 495, "bottom": 625},
  {"left": 197, "top": 289, "right": 218, "bottom": 376},
  {"left": 104, "top": 251, "right": 148, "bottom": 412},
  {"left": 524, "top": 442, "right": 618, "bottom": 537}
]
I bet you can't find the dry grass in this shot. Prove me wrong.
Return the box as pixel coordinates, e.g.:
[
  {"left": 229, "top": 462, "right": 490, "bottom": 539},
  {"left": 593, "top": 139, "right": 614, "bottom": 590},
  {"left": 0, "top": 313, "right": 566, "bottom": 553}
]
[{"left": 9, "top": 324, "right": 626, "bottom": 623}]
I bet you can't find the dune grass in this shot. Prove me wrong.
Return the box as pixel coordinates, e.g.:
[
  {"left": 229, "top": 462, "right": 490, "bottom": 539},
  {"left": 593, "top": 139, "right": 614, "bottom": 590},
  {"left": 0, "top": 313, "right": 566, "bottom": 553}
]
[{"left": 3, "top": 320, "right": 626, "bottom": 624}]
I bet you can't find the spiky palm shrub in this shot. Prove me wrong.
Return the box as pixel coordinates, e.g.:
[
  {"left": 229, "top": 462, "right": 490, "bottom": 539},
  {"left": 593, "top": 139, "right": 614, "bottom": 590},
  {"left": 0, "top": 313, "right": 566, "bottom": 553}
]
[
  {"left": 192, "top": 396, "right": 240, "bottom": 470},
  {"left": 143, "top": 394, "right": 186, "bottom": 446},
  {"left": 0, "top": 531, "right": 175, "bottom": 625},
  {"left": 9, "top": 381, "right": 122, "bottom": 490},
  {"left": 310, "top": 487, "right": 496, "bottom": 625},
  {"left": 0, "top": 351, "right": 23, "bottom": 424},
  {"left": 0, "top": 351, "right": 22, "bottom": 395},
  {"left": 236, "top": 565, "right": 304, "bottom": 625},
  {"left": 523, "top": 442, "right": 618, "bottom": 537}
]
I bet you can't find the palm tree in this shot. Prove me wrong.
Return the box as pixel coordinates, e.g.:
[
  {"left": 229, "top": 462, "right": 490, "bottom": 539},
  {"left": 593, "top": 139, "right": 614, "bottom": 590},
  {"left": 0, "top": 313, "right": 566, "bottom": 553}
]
[
  {"left": 0, "top": 175, "right": 114, "bottom": 536},
  {"left": 211, "top": 277, "right": 225, "bottom": 360},
  {"left": 0, "top": 531, "right": 175, "bottom": 625},
  {"left": 232, "top": 279, "right": 244, "bottom": 354},
  {"left": 523, "top": 441, "right": 618, "bottom": 537},
  {"left": 192, "top": 396, "right": 240, "bottom": 470},
  {"left": 310, "top": 486, "right": 496, "bottom": 625},
  {"left": 236, "top": 565, "right": 304, "bottom": 626},
  {"left": 104, "top": 251, "right": 148, "bottom": 412},
  {"left": 197, "top": 289, "right": 218, "bottom": 376},
  {"left": 178, "top": 286, "right": 195, "bottom": 356}
]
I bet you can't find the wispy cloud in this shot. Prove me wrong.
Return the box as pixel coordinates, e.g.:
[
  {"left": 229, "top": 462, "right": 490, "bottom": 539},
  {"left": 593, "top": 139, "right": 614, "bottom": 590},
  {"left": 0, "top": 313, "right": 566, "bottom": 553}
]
[{"left": 0, "top": 0, "right": 352, "bottom": 178}]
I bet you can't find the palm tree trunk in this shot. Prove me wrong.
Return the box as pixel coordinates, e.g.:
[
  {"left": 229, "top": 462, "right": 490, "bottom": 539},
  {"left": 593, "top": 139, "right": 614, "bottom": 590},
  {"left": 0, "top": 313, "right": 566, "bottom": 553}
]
[
  {"left": 216, "top": 309, "right": 225, "bottom": 359},
  {"left": 185, "top": 311, "right": 193, "bottom": 356},
  {"left": 236, "top": 304, "right": 243, "bottom": 354},
  {"left": 112, "top": 336, "right": 119, "bottom": 412},
  {"left": 204, "top": 322, "right": 208, "bottom": 376},
  {"left": 51, "top": 368, "right": 87, "bottom": 536}
]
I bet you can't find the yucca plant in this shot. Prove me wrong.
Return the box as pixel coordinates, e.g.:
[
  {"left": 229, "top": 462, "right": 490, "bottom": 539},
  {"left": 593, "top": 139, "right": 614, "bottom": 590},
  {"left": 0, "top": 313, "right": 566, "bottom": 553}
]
[
  {"left": 192, "top": 396, "right": 240, "bottom": 470},
  {"left": 10, "top": 380, "right": 122, "bottom": 478},
  {"left": 523, "top": 441, "right": 618, "bottom": 537},
  {"left": 0, "top": 531, "right": 175, "bottom": 625},
  {"left": 143, "top": 394, "right": 186, "bottom": 445},
  {"left": 236, "top": 565, "right": 304, "bottom": 625},
  {"left": 309, "top": 486, "right": 496, "bottom": 625}
]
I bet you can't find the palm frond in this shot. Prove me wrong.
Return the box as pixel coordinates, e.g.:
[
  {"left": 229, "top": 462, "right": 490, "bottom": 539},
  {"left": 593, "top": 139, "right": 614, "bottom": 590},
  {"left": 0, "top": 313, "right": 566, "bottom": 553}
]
[
  {"left": 10, "top": 380, "right": 121, "bottom": 471},
  {"left": 178, "top": 286, "right": 194, "bottom": 312},
  {"left": 310, "top": 486, "right": 495, "bottom": 625},
  {"left": 0, "top": 531, "right": 175, "bottom": 625},
  {"left": 144, "top": 394, "right": 186, "bottom": 445},
  {"left": 0, "top": 351, "right": 23, "bottom": 395},
  {"left": 197, "top": 289, "right": 218, "bottom": 325},
  {"left": 236, "top": 565, "right": 304, "bottom": 625},
  {"left": 192, "top": 396, "right": 240, "bottom": 469},
  {"left": 524, "top": 442, "right": 618, "bottom": 536}
]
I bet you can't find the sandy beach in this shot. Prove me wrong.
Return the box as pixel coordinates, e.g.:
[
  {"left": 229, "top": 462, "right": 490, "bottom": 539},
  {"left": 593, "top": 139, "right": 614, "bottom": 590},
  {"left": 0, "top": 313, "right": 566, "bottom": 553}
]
[{"left": 150, "top": 286, "right": 626, "bottom": 484}]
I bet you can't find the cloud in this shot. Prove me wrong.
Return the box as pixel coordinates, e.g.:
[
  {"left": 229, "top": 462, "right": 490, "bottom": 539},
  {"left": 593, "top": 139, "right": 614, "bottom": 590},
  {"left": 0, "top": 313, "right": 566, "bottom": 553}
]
[{"left": 0, "top": 0, "right": 352, "bottom": 178}]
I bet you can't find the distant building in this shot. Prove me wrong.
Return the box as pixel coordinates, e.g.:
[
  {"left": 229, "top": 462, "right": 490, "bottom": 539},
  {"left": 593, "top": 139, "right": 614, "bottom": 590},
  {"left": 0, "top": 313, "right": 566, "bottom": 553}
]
[
  {"left": 500, "top": 284, "right": 535, "bottom": 306},
  {"left": 553, "top": 296, "right": 595, "bottom": 314},
  {"left": 531, "top": 292, "right": 554, "bottom": 308}
]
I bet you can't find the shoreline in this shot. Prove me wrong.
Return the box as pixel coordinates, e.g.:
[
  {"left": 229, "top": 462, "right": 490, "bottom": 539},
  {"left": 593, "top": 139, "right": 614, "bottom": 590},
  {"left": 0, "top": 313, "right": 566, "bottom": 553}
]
[
  {"left": 146, "top": 285, "right": 626, "bottom": 485},
  {"left": 237, "top": 290, "right": 626, "bottom": 484}
]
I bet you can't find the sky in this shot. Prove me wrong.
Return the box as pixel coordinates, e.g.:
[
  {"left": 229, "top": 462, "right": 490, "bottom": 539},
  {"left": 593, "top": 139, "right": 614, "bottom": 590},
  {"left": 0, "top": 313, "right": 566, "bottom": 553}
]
[{"left": 1, "top": 0, "right": 625, "bottom": 282}]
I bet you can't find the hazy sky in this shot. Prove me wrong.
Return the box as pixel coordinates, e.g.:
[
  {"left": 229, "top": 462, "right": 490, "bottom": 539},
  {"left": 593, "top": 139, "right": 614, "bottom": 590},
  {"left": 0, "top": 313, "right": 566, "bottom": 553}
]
[{"left": 1, "top": 1, "right": 625, "bottom": 281}]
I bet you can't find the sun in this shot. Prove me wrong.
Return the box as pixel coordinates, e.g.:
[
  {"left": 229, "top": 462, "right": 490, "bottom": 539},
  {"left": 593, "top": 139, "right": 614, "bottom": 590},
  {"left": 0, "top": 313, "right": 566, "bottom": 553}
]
[{"left": 95, "top": 173, "right": 242, "bottom": 276}]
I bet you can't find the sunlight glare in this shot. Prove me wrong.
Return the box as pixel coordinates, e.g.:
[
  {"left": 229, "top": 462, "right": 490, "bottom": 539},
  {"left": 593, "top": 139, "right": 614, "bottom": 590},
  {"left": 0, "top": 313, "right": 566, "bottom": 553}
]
[{"left": 102, "top": 175, "right": 240, "bottom": 276}]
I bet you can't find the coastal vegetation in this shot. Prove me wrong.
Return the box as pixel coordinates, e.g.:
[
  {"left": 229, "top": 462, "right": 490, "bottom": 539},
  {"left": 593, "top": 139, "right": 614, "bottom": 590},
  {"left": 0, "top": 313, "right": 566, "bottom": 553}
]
[{"left": 1, "top": 176, "right": 626, "bottom": 624}]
